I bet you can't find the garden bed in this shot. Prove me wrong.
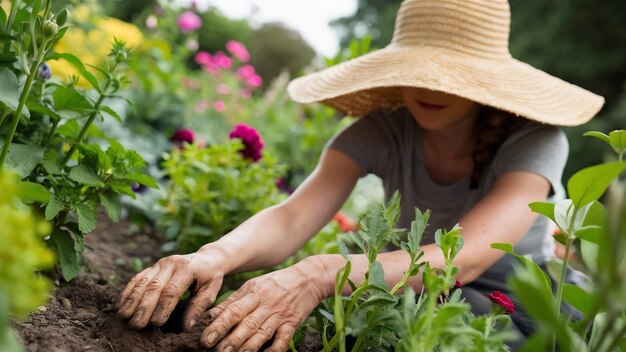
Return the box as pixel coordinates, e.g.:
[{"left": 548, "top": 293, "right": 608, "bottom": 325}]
[{"left": 12, "top": 217, "right": 321, "bottom": 352}]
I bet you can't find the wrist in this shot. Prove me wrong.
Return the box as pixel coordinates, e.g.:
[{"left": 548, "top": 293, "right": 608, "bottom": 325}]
[
  {"left": 297, "top": 254, "right": 347, "bottom": 299},
  {"left": 197, "top": 242, "right": 235, "bottom": 274}
]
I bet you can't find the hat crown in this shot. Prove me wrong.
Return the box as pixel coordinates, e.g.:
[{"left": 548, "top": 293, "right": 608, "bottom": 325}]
[{"left": 391, "top": 0, "right": 512, "bottom": 60}]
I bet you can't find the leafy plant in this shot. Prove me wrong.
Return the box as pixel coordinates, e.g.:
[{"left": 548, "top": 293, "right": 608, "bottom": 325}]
[
  {"left": 0, "top": 0, "right": 156, "bottom": 281},
  {"left": 0, "top": 171, "right": 55, "bottom": 352},
  {"left": 309, "top": 193, "right": 513, "bottom": 351},
  {"left": 158, "top": 138, "right": 286, "bottom": 254},
  {"left": 493, "top": 129, "right": 626, "bottom": 351}
]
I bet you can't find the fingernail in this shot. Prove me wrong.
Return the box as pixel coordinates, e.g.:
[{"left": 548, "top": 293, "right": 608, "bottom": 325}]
[
  {"left": 223, "top": 346, "right": 234, "bottom": 352},
  {"left": 205, "top": 332, "right": 218, "bottom": 346},
  {"left": 188, "top": 319, "right": 196, "bottom": 328}
]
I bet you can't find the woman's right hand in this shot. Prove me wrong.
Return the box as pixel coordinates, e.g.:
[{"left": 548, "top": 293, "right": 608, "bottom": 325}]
[{"left": 116, "top": 246, "right": 228, "bottom": 330}]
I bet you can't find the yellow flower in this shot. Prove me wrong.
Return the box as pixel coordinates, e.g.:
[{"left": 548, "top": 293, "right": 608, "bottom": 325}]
[{"left": 48, "top": 9, "right": 144, "bottom": 88}]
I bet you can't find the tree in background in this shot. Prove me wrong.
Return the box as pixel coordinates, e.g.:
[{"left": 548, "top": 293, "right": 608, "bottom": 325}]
[
  {"left": 248, "top": 23, "right": 316, "bottom": 89},
  {"left": 332, "top": 0, "right": 626, "bottom": 178}
]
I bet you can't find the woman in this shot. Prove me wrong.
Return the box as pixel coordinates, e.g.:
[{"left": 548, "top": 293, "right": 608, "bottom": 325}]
[{"left": 116, "top": 0, "right": 604, "bottom": 351}]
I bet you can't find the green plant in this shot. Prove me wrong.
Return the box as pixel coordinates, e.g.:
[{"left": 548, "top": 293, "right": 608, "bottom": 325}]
[
  {"left": 158, "top": 140, "right": 286, "bottom": 253},
  {"left": 0, "top": 171, "right": 55, "bottom": 352},
  {"left": 0, "top": 1, "right": 156, "bottom": 281},
  {"left": 309, "top": 193, "right": 513, "bottom": 352},
  {"left": 493, "top": 129, "right": 626, "bottom": 351}
]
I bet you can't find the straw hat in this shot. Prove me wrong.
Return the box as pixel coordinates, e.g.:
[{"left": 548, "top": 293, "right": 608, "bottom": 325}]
[{"left": 287, "top": 0, "right": 604, "bottom": 126}]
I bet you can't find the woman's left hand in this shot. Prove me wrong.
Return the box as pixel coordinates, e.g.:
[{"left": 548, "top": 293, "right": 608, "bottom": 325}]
[{"left": 202, "top": 256, "right": 330, "bottom": 352}]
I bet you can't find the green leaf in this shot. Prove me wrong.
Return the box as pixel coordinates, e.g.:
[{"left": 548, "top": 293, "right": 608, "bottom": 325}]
[
  {"left": 47, "top": 52, "right": 101, "bottom": 91},
  {"left": 26, "top": 95, "right": 62, "bottom": 120},
  {"left": 123, "top": 173, "right": 158, "bottom": 189},
  {"left": 100, "top": 105, "right": 122, "bottom": 122},
  {"left": 0, "top": 67, "right": 29, "bottom": 117},
  {"left": 100, "top": 192, "right": 121, "bottom": 222},
  {"left": 76, "top": 204, "right": 97, "bottom": 233},
  {"left": 583, "top": 131, "right": 610, "bottom": 144},
  {"left": 56, "top": 9, "right": 69, "bottom": 27},
  {"left": 69, "top": 164, "right": 103, "bottom": 187},
  {"left": 529, "top": 201, "right": 555, "bottom": 222},
  {"left": 0, "top": 52, "right": 18, "bottom": 64},
  {"left": 45, "top": 196, "right": 64, "bottom": 220},
  {"left": 608, "top": 130, "right": 626, "bottom": 153},
  {"left": 5, "top": 143, "right": 44, "bottom": 178},
  {"left": 567, "top": 162, "right": 626, "bottom": 207},
  {"left": 18, "top": 181, "right": 50, "bottom": 204},
  {"left": 368, "top": 261, "right": 388, "bottom": 290},
  {"left": 491, "top": 243, "right": 552, "bottom": 291},
  {"left": 50, "top": 229, "right": 80, "bottom": 281},
  {"left": 562, "top": 284, "right": 593, "bottom": 317},
  {"left": 53, "top": 86, "right": 94, "bottom": 114},
  {"left": 581, "top": 239, "right": 598, "bottom": 273}
]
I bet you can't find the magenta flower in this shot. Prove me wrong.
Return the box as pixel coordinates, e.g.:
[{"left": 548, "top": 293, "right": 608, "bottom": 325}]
[
  {"left": 214, "top": 100, "right": 226, "bottom": 112},
  {"left": 487, "top": 291, "right": 515, "bottom": 315},
  {"left": 236, "top": 64, "right": 256, "bottom": 79},
  {"left": 170, "top": 128, "right": 196, "bottom": 146},
  {"left": 194, "top": 51, "right": 212, "bottom": 65},
  {"left": 226, "top": 40, "right": 250, "bottom": 62},
  {"left": 177, "top": 11, "right": 202, "bottom": 33},
  {"left": 214, "top": 51, "right": 232, "bottom": 69},
  {"left": 229, "top": 123, "right": 264, "bottom": 162},
  {"left": 246, "top": 74, "right": 263, "bottom": 88}
]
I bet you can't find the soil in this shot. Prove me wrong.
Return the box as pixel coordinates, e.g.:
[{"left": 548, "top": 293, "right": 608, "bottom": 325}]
[{"left": 12, "top": 217, "right": 323, "bottom": 352}]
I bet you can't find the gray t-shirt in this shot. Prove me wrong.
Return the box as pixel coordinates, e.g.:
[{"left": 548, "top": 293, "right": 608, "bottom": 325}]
[{"left": 327, "top": 108, "right": 568, "bottom": 281}]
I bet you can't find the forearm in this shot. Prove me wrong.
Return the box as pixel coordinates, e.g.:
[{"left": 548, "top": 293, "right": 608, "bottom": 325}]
[{"left": 198, "top": 202, "right": 315, "bottom": 274}]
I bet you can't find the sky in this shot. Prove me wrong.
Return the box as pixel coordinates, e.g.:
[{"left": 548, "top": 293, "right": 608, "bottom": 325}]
[{"left": 173, "top": 0, "right": 358, "bottom": 57}]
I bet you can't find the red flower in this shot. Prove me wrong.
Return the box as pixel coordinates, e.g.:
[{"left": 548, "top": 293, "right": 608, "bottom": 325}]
[
  {"left": 333, "top": 212, "right": 356, "bottom": 233},
  {"left": 487, "top": 291, "right": 514, "bottom": 315},
  {"left": 170, "top": 128, "right": 196, "bottom": 146},
  {"left": 229, "top": 124, "right": 264, "bottom": 162},
  {"left": 454, "top": 280, "right": 463, "bottom": 288}
]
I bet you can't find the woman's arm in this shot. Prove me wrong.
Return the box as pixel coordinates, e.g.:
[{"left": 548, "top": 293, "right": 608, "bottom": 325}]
[
  {"left": 206, "top": 148, "right": 361, "bottom": 273},
  {"left": 314, "top": 170, "right": 552, "bottom": 295}
]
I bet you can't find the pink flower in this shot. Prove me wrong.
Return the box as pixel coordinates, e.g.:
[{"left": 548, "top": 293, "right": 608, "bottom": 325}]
[
  {"left": 226, "top": 40, "right": 250, "bottom": 62},
  {"left": 236, "top": 64, "right": 256, "bottom": 79},
  {"left": 194, "top": 51, "right": 212, "bottom": 65},
  {"left": 213, "top": 51, "right": 232, "bottom": 69},
  {"left": 487, "top": 291, "right": 515, "bottom": 315},
  {"left": 177, "top": 11, "right": 202, "bottom": 33},
  {"left": 170, "top": 129, "right": 196, "bottom": 146},
  {"left": 229, "top": 123, "right": 264, "bottom": 162},
  {"left": 145, "top": 15, "right": 158, "bottom": 30},
  {"left": 214, "top": 100, "right": 226, "bottom": 112},
  {"left": 246, "top": 74, "right": 263, "bottom": 88}
]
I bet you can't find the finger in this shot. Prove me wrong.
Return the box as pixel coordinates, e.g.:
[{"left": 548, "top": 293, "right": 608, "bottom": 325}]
[
  {"left": 214, "top": 307, "right": 274, "bottom": 352},
  {"left": 128, "top": 264, "right": 176, "bottom": 329},
  {"left": 116, "top": 266, "right": 158, "bottom": 308},
  {"left": 182, "top": 279, "right": 223, "bottom": 330},
  {"left": 117, "top": 266, "right": 160, "bottom": 319},
  {"left": 265, "top": 324, "right": 297, "bottom": 352},
  {"left": 202, "top": 294, "right": 261, "bottom": 348},
  {"left": 206, "top": 288, "right": 247, "bottom": 320},
  {"left": 237, "top": 314, "right": 283, "bottom": 352},
  {"left": 149, "top": 271, "right": 195, "bottom": 326}
]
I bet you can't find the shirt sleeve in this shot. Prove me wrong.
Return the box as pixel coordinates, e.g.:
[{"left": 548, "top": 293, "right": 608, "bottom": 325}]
[
  {"left": 324, "top": 111, "right": 396, "bottom": 178},
  {"left": 491, "top": 122, "right": 569, "bottom": 195}
]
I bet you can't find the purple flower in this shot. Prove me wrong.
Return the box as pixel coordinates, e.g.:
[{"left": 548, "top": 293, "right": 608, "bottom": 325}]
[
  {"left": 226, "top": 40, "right": 250, "bottom": 62},
  {"left": 170, "top": 128, "right": 196, "bottom": 146},
  {"left": 131, "top": 183, "right": 146, "bottom": 193},
  {"left": 177, "top": 11, "right": 202, "bottom": 33},
  {"left": 38, "top": 62, "right": 52, "bottom": 81},
  {"left": 229, "top": 123, "right": 264, "bottom": 162}
]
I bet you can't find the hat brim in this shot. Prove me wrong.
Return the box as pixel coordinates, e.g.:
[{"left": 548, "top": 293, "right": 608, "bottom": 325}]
[{"left": 287, "top": 46, "right": 604, "bottom": 126}]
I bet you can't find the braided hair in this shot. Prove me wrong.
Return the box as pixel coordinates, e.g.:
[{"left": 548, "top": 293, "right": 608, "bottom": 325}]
[{"left": 469, "top": 107, "right": 517, "bottom": 189}]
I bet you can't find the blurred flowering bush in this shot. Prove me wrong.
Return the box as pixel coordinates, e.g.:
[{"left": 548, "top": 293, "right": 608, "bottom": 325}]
[
  {"left": 0, "top": 171, "right": 54, "bottom": 351},
  {"left": 158, "top": 124, "right": 286, "bottom": 253}
]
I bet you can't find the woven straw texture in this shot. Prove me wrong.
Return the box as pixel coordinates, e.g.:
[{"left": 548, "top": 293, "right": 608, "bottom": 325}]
[{"left": 287, "top": 0, "right": 604, "bottom": 126}]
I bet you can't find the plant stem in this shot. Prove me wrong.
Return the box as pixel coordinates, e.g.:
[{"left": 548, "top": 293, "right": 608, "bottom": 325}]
[
  {"left": 0, "top": 109, "right": 9, "bottom": 128},
  {"left": 61, "top": 62, "right": 118, "bottom": 166},
  {"left": 604, "top": 320, "right": 626, "bottom": 352},
  {"left": 42, "top": 118, "right": 59, "bottom": 147},
  {"left": 4, "top": 0, "right": 18, "bottom": 33},
  {"left": 554, "top": 239, "right": 572, "bottom": 317},
  {"left": 0, "top": 46, "right": 47, "bottom": 170}
]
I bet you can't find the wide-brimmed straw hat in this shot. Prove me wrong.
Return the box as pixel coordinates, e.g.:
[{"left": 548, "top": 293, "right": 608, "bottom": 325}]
[{"left": 287, "top": 0, "right": 604, "bottom": 126}]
